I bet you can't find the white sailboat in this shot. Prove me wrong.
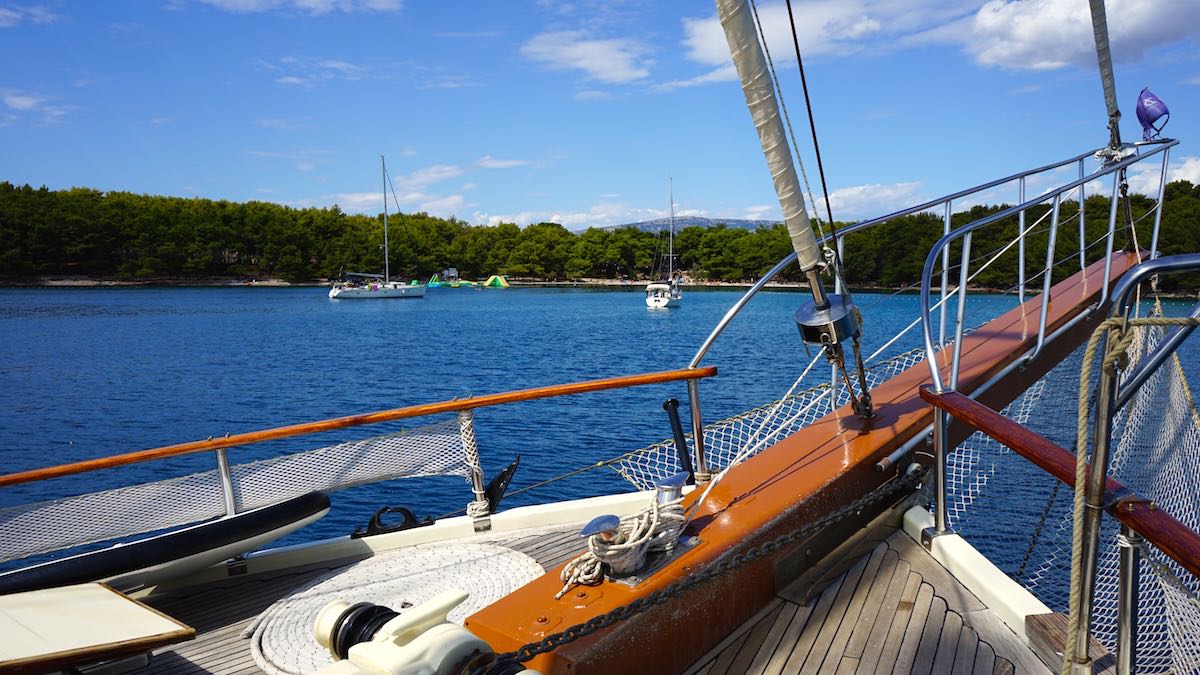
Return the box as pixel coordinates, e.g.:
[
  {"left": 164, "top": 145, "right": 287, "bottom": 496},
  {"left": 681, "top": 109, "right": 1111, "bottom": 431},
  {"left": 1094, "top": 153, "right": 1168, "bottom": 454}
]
[
  {"left": 645, "top": 178, "right": 682, "bottom": 308},
  {"left": 328, "top": 156, "right": 427, "bottom": 300}
]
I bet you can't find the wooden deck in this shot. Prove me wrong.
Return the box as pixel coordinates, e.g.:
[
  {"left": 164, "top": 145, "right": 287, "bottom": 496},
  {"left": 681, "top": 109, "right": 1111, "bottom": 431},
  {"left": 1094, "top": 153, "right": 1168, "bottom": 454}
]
[
  {"left": 137, "top": 525, "right": 584, "bottom": 674},
  {"left": 686, "top": 532, "right": 1050, "bottom": 675},
  {"left": 132, "top": 522, "right": 1050, "bottom": 674}
]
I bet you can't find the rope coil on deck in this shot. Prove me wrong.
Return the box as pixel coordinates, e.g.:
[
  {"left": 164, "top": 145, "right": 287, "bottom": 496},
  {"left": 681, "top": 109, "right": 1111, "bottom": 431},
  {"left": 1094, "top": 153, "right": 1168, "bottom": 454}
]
[
  {"left": 556, "top": 495, "right": 685, "bottom": 599},
  {"left": 245, "top": 542, "right": 544, "bottom": 675}
]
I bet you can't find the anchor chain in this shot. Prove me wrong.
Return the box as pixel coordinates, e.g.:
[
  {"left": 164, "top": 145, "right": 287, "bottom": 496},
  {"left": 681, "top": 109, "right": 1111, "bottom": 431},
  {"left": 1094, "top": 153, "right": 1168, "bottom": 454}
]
[{"left": 487, "top": 464, "right": 927, "bottom": 669}]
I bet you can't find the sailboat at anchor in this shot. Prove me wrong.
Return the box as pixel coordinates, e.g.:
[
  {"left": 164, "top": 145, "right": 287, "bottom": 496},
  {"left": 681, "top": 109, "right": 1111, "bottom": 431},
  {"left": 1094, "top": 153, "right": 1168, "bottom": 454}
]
[
  {"left": 328, "top": 156, "right": 427, "bottom": 300},
  {"left": 645, "top": 178, "right": 683, "bottom": 308}
]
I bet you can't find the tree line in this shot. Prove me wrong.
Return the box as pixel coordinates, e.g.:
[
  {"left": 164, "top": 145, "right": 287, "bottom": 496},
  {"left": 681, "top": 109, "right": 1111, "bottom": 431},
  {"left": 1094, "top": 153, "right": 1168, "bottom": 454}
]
[{"left": 1, "top": 180, "right": 1198, "bottom": 288}]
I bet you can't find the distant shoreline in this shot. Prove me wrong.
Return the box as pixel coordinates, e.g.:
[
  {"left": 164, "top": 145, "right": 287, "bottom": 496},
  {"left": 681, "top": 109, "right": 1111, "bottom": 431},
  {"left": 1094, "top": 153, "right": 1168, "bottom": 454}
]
[
  {"left": 0, "top": 275, "right": 927, "bottom": 293},
  {"left": 0, "top": 275, "right": 804, "bottom": 290},
  {"left": 5, "top": 276, "right": 1194, "bottom": 298}
]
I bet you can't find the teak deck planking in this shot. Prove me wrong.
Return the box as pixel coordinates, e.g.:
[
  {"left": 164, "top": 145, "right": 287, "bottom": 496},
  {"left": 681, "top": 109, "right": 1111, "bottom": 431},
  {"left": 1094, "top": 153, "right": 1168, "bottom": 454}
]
[{"left": 686, "top": 532, "right": 1047, "bottom": 675}]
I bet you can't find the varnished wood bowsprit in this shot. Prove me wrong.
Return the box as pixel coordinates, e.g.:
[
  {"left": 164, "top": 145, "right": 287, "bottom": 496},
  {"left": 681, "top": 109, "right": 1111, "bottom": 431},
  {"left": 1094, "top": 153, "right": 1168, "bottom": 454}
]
[
  {"left": 467, "top": 253, "right": 1138, "bottom": 675},
  {"left": 0, "top": 367, "right": 716, "bottom": 489},
  {"left": 922, "top": 387, "right": 1200, "bottom": 580}
]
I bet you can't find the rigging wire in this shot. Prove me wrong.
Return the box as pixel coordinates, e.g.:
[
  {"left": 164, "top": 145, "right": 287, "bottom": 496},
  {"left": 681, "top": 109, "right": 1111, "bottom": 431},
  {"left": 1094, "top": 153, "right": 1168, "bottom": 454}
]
[
  {"left": 747, "top": 0, "right": 825, "bottom": 244},
  {"left": 784, "top": 0, "right": 848, "bottom": 283}
]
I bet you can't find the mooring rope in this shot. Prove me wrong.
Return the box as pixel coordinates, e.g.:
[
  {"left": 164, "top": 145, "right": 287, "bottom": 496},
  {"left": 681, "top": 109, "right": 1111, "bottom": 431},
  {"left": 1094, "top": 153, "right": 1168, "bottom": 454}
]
[
  {"left": 556, "top": 494, "right": 685, "bottom": 600},
  {"left": 1063, "top": 313, "right": 1200, "bottom": 674}
]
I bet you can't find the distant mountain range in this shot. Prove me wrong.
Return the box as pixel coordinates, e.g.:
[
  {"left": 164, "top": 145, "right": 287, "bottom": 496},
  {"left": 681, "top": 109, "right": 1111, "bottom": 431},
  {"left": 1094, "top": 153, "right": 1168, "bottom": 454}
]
[{"left": 599, "top": 216, "right": 781, "bottom": 233}]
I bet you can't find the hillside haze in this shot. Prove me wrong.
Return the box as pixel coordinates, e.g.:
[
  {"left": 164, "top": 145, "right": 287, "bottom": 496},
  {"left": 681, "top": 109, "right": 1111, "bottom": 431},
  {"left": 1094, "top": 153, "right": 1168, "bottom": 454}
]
[{"left": 599, "top": 216, "right": 780, "bottom": 233}]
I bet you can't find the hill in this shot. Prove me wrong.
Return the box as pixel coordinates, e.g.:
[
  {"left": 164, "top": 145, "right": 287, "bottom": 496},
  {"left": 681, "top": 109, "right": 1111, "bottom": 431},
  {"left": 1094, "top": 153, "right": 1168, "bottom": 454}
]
[{"left": 601, "top": 215, "right": 780, "bottom": 233}]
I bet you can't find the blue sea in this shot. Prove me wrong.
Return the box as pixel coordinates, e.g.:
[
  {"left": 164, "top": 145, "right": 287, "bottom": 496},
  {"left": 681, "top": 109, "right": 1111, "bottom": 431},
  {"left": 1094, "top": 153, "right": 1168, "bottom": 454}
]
[{"left": 0, "top": 284, "right": 1192, "bottom": 550}]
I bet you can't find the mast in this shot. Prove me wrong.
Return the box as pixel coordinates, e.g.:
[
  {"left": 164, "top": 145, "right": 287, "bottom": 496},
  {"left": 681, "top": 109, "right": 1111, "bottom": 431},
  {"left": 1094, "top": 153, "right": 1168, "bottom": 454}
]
[
  {"left": 715, "top": 0, "right": 873, "bottom": 418},
  {"left": 381, "top": 155, "right": 390, "bottom": 284},
  {"left": 714, "top": 0, "right": 824, "bottom": 305},
  {"left": 668, "top": 177, "right": 674, "bottom": 279},
  {"left": 1088, "top": 0, "right": 1122, "bottom": 152}
]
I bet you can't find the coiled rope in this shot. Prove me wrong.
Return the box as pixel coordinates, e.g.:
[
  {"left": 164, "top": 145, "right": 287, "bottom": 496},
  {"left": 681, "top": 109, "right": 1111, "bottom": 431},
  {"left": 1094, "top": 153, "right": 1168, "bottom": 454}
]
[
  {"left": 1062, "top": 314, "right": 1200, "bottom": 674},
  {"left": 556, "top": 495, "right": 685, "bottom": 599}
]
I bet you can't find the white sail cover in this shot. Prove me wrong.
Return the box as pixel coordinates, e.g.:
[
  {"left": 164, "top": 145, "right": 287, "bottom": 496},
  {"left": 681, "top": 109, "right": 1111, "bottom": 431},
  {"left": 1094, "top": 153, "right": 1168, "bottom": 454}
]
[{"left": 715, "top": 0, "right": 820, "bottom": 271}]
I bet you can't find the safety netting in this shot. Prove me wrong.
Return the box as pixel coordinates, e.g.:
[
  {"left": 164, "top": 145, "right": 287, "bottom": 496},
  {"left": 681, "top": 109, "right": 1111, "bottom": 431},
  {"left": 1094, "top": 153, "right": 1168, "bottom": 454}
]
[
  {"left": 612, "top": 346, "right": 929, "bottom": 491},
  {"left": 0, "top": 417, "right": 472, "bottom": 563},
  {"left": 945, "top": 300, "right": 1200, "bottom": 674}
]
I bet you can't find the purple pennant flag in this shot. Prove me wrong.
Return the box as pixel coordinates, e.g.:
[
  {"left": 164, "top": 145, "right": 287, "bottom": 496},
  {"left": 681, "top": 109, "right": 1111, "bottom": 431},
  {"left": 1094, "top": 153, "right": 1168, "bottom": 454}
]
[{"left": 1136, "top": 87, "right": 1169, "bottom": 140}]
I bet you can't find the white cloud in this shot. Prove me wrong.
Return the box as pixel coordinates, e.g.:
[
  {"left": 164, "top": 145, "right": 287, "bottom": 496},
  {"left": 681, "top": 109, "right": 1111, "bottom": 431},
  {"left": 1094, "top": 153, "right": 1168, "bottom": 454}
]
[
  {"left": 461, "top": 182, "right": 477, "bottom": 190},
  {"left": 1183, "top": 75, "right": 1200, "bottom": 86},
  {"left": 419, "top": 194, "right": 465, "bottom": 215},
  {"left": 654, "top": 65, "right": 736, "bottom": 92},
  {"left": 195, "top": 0, "right": 401, "bottom": 15},
  {"left": 574, "top": 90, "right": 613, "bottom": 101},
  {"left": 263, "top": 56, "right": 381, "bottom": 87},
  {"left": 1126, "top": 155, "right": 1200, "bottom": 194},
  {"left": 815, "top": 181, "right": 925, "bottom": 220},
  {"left": 248, "top": 148, "right": 335, "bottom": 172},
  {"left": 3, "top": 92, "right": 43, "bottom": 110},
  {"left": 327, "top": 192, "right": 381, "bottom": 212},
  {"left": 681, "top": 1, "right": 978, "bottom": 68},
  {"left": 743, "top": 205, "right": 776, "bottom": 220},
  {"left": 957, "top": 0, "right": 1200, "bottom": 71},
  {"left": 256, "top": 116, "right": 311, "bottom": 130},
  {"left": 521, "top": 30, "right": 652, "bottom": 85},
  {"left": 475, "top": 155, "right": 528, "bottom": 169},
  {"left": 402, "top": 147, "right": 418, "bottom": 156},
  {"left": 1009, "top": 84, "right": 1043, "bottom": 95},
  {"left": 0, "top": 4, "right": 57, "bottom": 28},
  {"left": 676, "top": 0, "right": 1199, "bottom": 86},
  {"left": 1, "top": 89, "right": 72, "bottom": 123},
  {"left": 475, "top": 200, "right": 686, "bottom": 228},
  {"left": 391, "top": 163, "right": 463, "bottom": 191}
]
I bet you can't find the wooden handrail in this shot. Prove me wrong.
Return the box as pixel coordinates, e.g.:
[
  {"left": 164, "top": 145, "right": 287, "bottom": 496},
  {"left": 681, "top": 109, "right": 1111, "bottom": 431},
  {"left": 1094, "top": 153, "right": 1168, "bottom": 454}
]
[
  {"left": 921, "top": 386, "right": 1200, "bottom": 580},
  {"left": 0, "top": 366, "right": 717, "bottom": 489}
]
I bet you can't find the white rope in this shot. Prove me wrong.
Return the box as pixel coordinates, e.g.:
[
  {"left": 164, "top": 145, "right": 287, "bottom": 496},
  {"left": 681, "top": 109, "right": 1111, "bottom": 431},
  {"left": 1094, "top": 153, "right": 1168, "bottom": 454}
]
[{"left": 556, "top": 494, "right": 685, "bottom": 600}]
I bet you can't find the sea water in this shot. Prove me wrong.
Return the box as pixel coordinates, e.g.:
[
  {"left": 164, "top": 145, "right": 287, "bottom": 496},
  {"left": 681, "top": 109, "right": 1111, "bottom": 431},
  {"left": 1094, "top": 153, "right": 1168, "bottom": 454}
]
[{"left": 0, "top": 285, "right": 1189, "bottom": 550}]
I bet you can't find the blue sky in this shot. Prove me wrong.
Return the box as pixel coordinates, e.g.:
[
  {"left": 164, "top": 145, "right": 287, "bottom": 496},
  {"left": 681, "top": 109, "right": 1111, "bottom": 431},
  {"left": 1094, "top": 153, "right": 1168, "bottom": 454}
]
[{"left": 1, "top": 0, "right": 1198, "bottom": 228}]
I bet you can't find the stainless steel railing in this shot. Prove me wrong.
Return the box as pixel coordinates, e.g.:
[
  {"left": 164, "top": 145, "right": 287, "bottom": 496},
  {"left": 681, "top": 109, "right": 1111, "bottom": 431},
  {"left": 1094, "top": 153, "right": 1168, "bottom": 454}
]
[
  {"left": 918, "top": 140, "right": 1176, "bottom": 538},
  {"left": 685, "top": 141, "right": 1176, "bottom": 479}
]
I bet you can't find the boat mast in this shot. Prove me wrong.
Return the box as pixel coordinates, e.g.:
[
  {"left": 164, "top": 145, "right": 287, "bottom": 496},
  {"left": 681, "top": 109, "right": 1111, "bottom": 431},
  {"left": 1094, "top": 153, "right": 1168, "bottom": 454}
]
[
  {"left": 1088, "top": 0, "right": 1122, "bottom": 153},
  {"left": 715, "top": 0, "right": 873, "bottom": 417},
  {"left": 668, "top": 177, "right": 674, "bottom": 280},
  {"left": 381, "top": 155, "right": 390, "bottom": 284}
]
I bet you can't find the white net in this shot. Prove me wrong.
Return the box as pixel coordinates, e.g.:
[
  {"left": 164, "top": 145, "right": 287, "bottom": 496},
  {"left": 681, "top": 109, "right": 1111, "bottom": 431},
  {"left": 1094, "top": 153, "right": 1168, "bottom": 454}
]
[
  {"left": 613, "top": 347, "right": 929, "bottom": 491},
  {"left": 0, "top": 417, "right": 470, "bottom": 563},
  {"left": 945, "top": 300, "right": 1200, "bottom": 673}
]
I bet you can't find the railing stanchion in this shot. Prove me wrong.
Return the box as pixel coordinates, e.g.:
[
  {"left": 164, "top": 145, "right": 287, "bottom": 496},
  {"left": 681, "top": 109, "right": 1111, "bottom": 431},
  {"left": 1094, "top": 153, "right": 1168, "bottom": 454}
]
[
  {"left": 215, "top": 448, "right": 237, "bottom": 516},
  {"left": 1100, "top": 171, "right": 1121, "bottom": 306},
  {"left": 922, "top": 404, "right": 954, "bottom": 549},
  {"left": 1018, "top": 179, "right": 1026, "bottom": 305},
  {"left": 949, "top": 232, "right": 972, "bottom": 390},
  {"left": 687, "top": 379, "right": 710, "bottom": 482},
  {"left": 1027, "top": 195, "right": 1062, "bottom": 365},
  {"left": 1078, "top": 158, "right": 1087, "bottom": 271},
  {"left": 458, "top": 410, "right": 491, "bottom": 530},
  {"left": 1116, "top": 524, "right": 1141, "bottom": 675},
  {"left": 940, "top": 201, "right": 951, "bottom": 347},
  {"left": 1149, "top": 147, "right": 1170, "bottom": 261}
]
